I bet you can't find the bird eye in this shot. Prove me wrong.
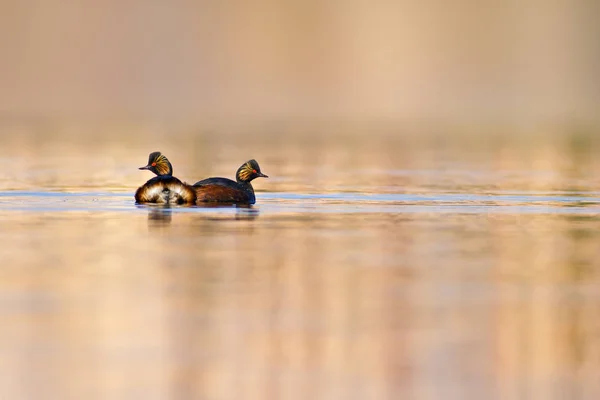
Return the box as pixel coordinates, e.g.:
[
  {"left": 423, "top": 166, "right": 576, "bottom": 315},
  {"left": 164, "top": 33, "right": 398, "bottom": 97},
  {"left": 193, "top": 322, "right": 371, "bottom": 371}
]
[
  {"left": 252, "top": 169, "right": 257, "bottom": 174},
  {"left": 152, "top": 162, "right": 157, "bottom": 167}
]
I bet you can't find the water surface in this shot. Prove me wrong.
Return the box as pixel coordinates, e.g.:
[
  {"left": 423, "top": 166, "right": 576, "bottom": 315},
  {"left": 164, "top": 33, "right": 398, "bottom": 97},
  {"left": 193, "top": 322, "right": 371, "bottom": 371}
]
[{"left": 1, "top": 128, "right": 600, "bottom": 400}]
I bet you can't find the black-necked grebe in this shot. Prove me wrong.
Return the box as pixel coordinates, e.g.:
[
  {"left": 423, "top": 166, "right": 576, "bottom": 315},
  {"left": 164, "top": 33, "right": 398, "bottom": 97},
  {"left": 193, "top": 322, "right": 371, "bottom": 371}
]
[
  {"left": 134, "top": 151, "right": 196, "bottom": 205},
  {"left": 193, "top": 159, "right": 268, "bottom": 205}
]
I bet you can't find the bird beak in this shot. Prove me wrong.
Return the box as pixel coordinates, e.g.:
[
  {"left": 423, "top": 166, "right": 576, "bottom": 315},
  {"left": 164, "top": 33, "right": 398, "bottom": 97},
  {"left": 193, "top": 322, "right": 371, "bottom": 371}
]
[
  {"left": 257, "top": 172, "right": 268, "bottom": 178},
  {"left": 139, "top": 165, "right": 151, "bottom": 170}
]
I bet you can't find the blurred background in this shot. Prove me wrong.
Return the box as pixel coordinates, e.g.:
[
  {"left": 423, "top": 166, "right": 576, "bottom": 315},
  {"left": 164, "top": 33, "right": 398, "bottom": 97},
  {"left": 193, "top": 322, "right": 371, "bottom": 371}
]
[
  {"left": 1, "top": 0, "right": 599, "bottom": 125},
  {"left": 1, "top": 2, "right": 600, "bottom": 400}
]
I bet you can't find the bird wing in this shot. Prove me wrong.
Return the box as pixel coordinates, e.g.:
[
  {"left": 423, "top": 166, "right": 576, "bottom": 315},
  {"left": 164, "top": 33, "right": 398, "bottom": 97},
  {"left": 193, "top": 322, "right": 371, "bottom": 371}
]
[{"left": 194, "top": 183, "right": 251, "bottom": 203}]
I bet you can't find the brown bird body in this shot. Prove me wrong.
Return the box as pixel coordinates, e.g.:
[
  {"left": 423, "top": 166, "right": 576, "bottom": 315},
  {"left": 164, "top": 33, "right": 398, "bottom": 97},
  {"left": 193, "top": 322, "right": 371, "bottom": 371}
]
[
  {"left": 135, "top": 152, "right": 196, "bottom": 205},
  {"left": 193, "top": 160, "right": 268, "bottom": 205},
  {"left": 135, "top": 175, "right": 196, "bottom": 205}
]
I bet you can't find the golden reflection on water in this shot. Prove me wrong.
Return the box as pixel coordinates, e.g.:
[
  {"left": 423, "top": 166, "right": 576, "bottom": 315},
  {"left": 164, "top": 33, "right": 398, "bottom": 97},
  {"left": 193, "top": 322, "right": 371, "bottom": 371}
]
[
  {"left": 0, "top": 128, "right": 600, "bottom": 399},
  {"left": 1, "top": 210, "right": 600, "bottom": 399}
]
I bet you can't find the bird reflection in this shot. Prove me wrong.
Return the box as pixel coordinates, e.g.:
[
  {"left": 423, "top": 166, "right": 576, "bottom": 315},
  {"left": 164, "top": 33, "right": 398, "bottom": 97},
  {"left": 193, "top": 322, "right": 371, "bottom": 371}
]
[
  {"left": 195, "top": 203, "right": 260, "bottom": 221},
  {"left": 147, "top": 207, "right": 173, "bottom": 226},
  {"left": 235, "top": 204, "right": 260, "bottom": 220},
  {"left": 140, "top": 204, "right": 260, "bottom": 226}
]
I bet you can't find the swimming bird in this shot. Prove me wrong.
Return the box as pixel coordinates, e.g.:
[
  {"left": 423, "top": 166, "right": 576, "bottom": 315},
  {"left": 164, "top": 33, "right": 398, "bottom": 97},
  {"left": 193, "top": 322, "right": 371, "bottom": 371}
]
[
  {"left": 134, "top": 151, "right": 196, "bottom": 205},
  {"left": 193, "top": 159, "right": 268, "bottom": 205}
]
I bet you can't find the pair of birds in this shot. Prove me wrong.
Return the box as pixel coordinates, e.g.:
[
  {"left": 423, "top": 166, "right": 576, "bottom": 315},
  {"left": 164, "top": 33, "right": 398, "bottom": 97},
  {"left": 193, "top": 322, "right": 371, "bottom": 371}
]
[{"left": 135, "top": 152, "right": 268, "bottom": 205}]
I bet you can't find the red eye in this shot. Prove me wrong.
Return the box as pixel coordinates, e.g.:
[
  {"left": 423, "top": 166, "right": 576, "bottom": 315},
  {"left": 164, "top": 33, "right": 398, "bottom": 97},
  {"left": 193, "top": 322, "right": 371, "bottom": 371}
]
[
  {"left": 252, "top": 169, "right": 257, "bottom": 173},
  {"left": 151, "top": 162, "right": 157, "bottom": 167}
]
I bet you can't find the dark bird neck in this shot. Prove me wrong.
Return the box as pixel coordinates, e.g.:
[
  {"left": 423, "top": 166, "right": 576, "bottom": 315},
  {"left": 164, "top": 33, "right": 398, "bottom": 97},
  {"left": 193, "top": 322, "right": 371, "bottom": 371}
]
[
  {"left": 236, "top": 179, "right": 254, "bottom": 192},
  {"left": 236, "top": 180, "right": 255, "bottom": 202}
]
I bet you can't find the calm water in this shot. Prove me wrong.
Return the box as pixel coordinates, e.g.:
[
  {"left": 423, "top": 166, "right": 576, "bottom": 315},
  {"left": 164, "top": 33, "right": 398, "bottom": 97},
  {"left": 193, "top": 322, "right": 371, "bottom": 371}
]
[{"left": 1, "top": 127, "right": 600, "bottom": 399}]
